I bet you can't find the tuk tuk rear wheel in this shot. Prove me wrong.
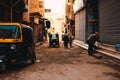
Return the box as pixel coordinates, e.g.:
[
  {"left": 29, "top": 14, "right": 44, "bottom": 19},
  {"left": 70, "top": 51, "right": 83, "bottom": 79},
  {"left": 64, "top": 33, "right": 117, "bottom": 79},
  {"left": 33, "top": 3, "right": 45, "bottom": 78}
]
[
  {"left": 30, "top": 53, "right": 36, "bottom": 64},
  {"left": 0, "top": 62, "right": 6, "bottom": 73}
]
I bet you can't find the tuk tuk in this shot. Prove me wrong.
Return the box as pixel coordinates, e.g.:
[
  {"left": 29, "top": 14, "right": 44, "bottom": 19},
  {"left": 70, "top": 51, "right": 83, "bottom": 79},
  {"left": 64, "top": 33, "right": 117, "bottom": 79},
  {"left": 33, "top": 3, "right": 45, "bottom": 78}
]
[
  {"left": 49, "top": 33, "right": 59, "bottom": 47},
  {"left": 0, "top": 23, "right": 36, "bottom": 72}
]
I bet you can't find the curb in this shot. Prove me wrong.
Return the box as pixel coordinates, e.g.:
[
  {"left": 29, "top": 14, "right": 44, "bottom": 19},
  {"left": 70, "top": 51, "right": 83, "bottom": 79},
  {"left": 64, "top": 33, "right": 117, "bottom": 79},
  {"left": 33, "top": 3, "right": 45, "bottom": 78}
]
[
  {"left": 35, "top": 42, "right": 43, "bottom": 47},
  {"left": 73, "top": 40, "right": 120, "bottom": 60}
]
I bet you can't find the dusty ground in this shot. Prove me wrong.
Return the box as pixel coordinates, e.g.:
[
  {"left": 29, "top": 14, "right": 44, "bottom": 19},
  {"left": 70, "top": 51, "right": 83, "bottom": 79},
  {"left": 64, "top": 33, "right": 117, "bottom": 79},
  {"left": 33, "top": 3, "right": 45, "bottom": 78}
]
[{"left": 0, "top": 41, "right": 120, "bottom": 80}]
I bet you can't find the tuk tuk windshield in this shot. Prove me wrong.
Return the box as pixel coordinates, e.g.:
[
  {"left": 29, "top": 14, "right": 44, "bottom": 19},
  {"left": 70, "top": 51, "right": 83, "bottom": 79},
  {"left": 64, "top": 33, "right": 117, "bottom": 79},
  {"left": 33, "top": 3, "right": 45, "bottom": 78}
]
[
  {"left": 51, "top": 34, "right": 57, "bottom": 39},
  {"left": 0, "top": 25, "right": 20, "bottom": 39}
]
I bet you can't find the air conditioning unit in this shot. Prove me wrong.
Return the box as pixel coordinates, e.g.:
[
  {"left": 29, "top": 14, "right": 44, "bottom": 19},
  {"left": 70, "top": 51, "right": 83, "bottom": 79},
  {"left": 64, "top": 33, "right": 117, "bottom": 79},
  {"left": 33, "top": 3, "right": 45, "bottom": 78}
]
[{"left": 25, "top": 4, "right": 28, "bottom": 9}]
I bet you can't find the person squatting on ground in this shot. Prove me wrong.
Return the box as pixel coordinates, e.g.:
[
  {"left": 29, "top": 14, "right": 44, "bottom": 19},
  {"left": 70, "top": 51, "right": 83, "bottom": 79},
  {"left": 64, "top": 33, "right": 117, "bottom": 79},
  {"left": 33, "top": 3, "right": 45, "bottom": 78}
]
[
  {"left": 63, "top": 33, "right": 69, "bottom": 48},
  {"left": 86, "top": 32, "right": 101, "bottom": 56}
]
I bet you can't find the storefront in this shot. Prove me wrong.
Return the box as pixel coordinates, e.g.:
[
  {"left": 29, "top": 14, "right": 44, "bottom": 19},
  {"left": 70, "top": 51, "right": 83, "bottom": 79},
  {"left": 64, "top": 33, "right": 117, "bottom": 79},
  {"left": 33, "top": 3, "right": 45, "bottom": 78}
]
[
  {"left": 99, "top": 0, "right": 120, "bottom": 45},
  {"left": 86, "top": 0, "right": 98, "bottom": 37},
  {"left": 74, "top": 0, "right": 86, "bottom": 41}
]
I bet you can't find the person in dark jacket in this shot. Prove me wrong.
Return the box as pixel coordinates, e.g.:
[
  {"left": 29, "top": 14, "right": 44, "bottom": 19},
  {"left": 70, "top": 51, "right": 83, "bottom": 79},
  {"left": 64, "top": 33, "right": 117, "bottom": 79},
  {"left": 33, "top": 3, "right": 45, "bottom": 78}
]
[
  {"left": 86, "top": 32, "right": 101, "bottom": 56},
  {"left": 63, "top": 33, "right": 69, "bottom": 48}
]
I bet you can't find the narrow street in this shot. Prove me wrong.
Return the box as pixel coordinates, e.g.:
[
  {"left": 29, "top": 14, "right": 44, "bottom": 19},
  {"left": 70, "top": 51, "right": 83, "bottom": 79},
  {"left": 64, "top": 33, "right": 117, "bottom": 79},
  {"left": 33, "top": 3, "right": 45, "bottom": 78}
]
[
  {"left": 0, "top": 0, "right": 120, "bottom": 80},
  {"left": 0, "top": 41, "right": 120, "bottom": 80}
]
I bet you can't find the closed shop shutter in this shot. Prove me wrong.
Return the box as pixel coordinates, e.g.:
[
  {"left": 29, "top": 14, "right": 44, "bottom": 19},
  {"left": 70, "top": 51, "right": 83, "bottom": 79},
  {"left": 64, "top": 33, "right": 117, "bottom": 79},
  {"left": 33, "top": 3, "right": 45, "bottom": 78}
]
[
  {"left": 75, "top": 12, "right": 80, "bottom": 40},
  {"left": 99, "top": 0, "right": 120, "bottom": 45},
  {"left": 75, "top": 9, "right": 86, "bottom": 41}
]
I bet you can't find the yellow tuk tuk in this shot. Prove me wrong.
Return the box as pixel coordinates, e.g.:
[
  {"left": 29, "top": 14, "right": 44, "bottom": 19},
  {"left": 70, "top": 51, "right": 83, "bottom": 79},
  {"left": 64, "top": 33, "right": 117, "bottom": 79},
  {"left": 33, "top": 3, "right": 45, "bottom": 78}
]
[{"left": 0, "top": 23, "right": 36, "bottom": 72}]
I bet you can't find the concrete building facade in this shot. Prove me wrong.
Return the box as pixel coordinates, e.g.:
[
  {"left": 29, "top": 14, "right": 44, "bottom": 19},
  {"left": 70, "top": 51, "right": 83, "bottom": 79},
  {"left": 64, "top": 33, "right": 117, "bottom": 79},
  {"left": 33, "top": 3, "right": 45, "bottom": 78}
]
[
  {"left": 0, "top": 0, "right": 25, "bottom": 22},
  {"left": 29, "top": 0, "right": 45, "bottom": 43},
  {"left": 0, "top": 0, "right": 45, "bottom": 44},
  {"left": 73, "top": 0, "right": 86, "bottom": 41},
  {"left": 73, "top": 0, "right": 120, "bottom": 51},
  {"left": 65, "top": 0, "right": 75, "bottom": 36}
]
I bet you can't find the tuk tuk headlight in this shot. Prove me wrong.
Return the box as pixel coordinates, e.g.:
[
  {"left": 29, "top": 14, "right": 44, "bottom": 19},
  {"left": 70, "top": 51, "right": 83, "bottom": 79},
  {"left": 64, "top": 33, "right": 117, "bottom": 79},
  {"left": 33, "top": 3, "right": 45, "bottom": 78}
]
[{"left": 10, "top": 44, "right": 16, "bottom": 50}]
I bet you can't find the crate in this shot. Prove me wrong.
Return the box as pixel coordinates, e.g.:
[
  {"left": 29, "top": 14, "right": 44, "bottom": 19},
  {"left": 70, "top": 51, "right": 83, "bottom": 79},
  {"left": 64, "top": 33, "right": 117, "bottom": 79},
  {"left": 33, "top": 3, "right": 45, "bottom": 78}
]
[{"left": 115, "top": 44, "right": 120, "bottom": 52}]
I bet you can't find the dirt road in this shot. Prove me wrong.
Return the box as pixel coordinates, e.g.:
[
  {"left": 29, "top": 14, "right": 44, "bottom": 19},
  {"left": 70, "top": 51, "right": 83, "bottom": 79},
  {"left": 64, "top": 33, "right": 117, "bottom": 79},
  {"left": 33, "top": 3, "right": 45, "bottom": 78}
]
[{"left": 0, "top": 41, "right": 120, "bottom": 80}]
